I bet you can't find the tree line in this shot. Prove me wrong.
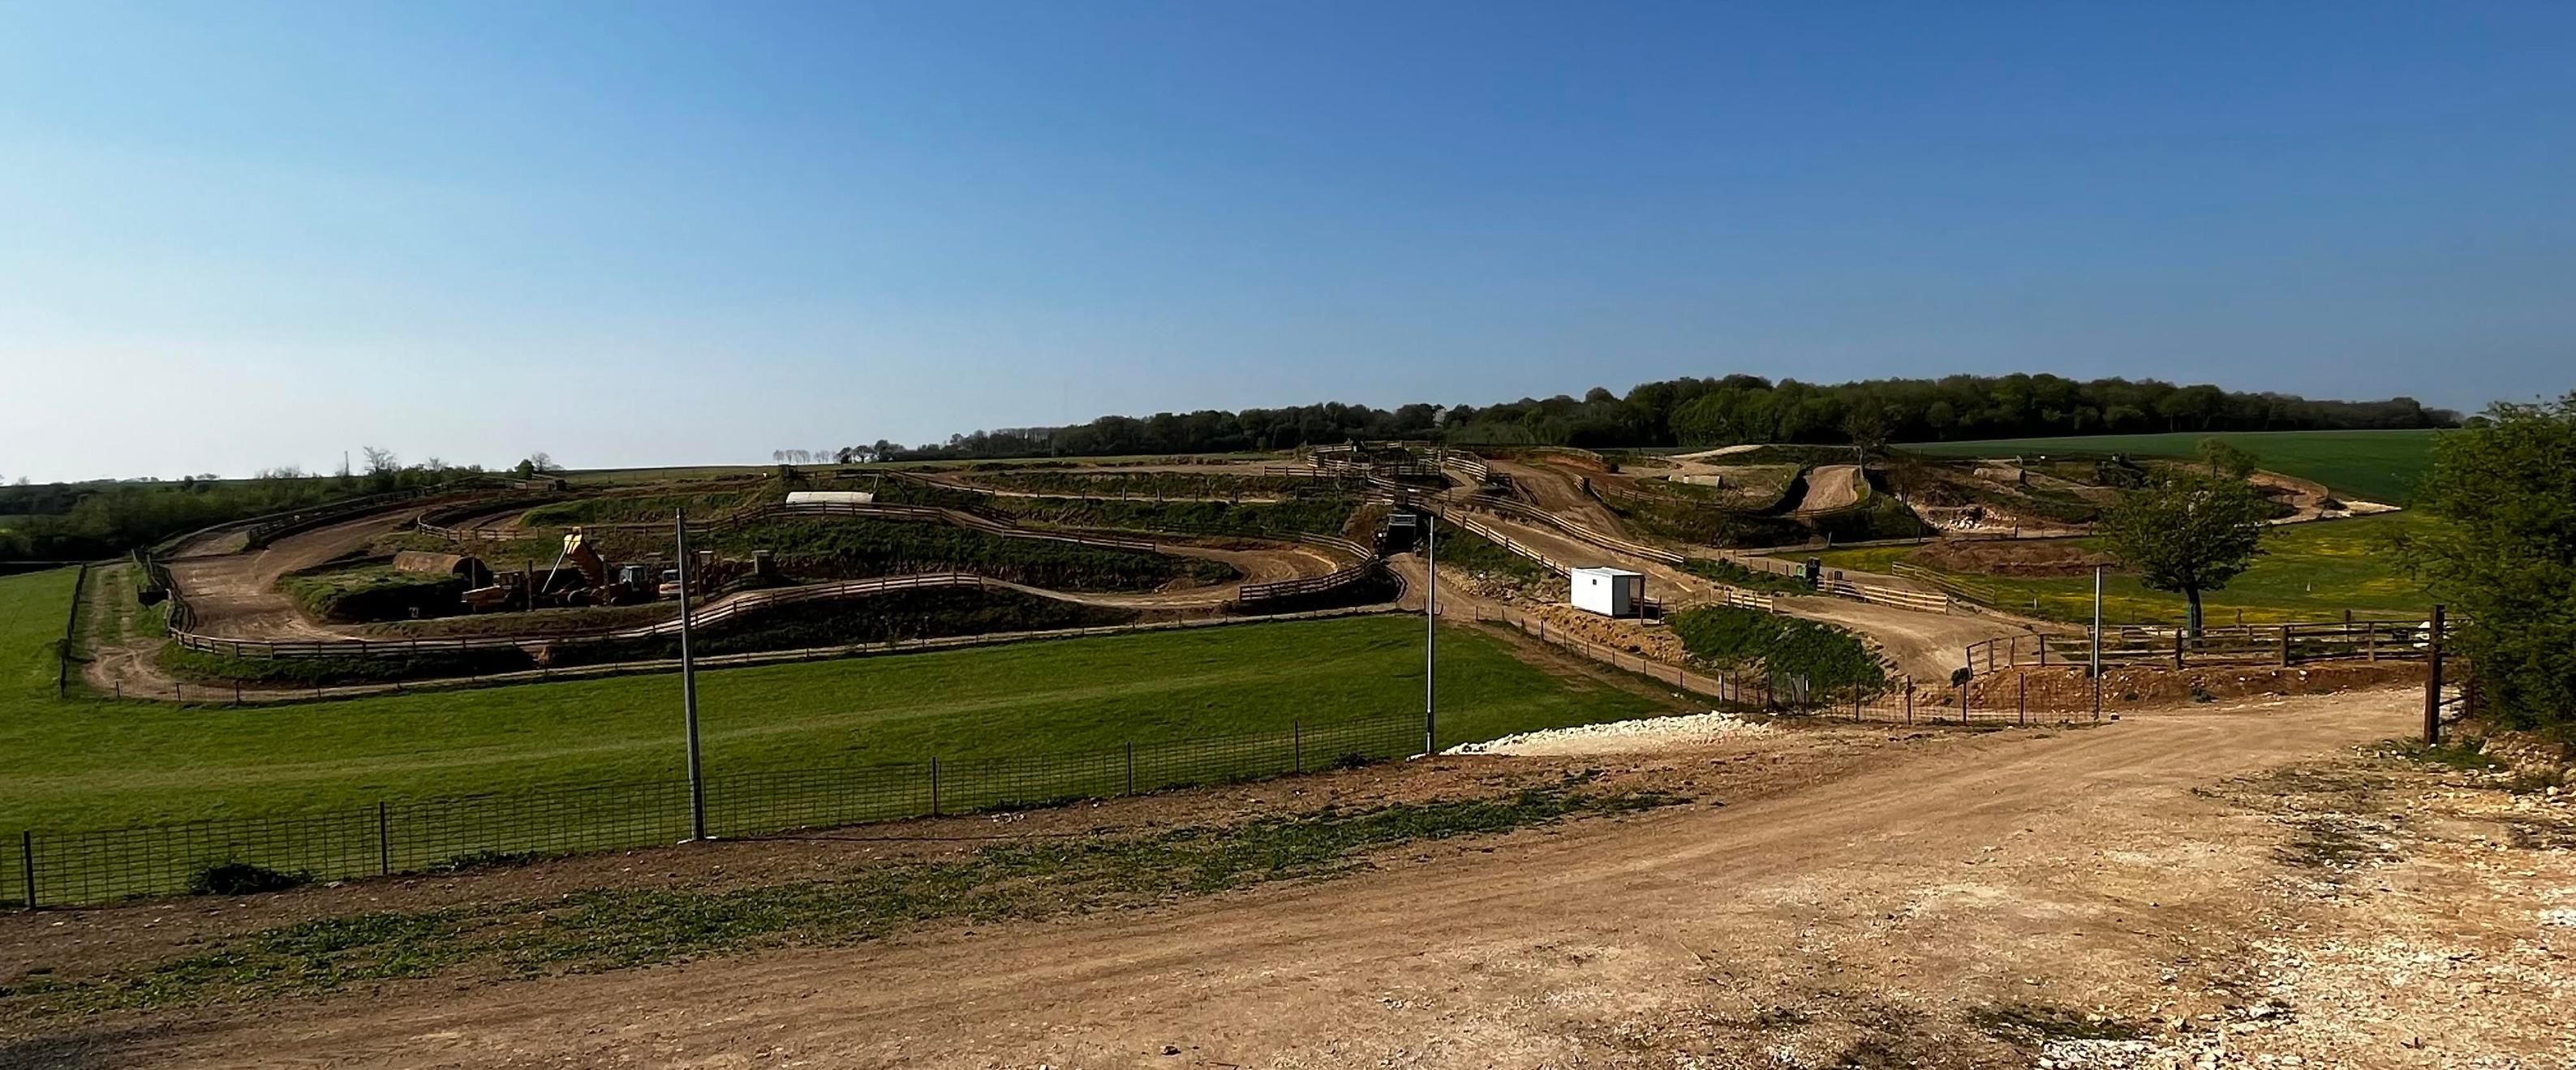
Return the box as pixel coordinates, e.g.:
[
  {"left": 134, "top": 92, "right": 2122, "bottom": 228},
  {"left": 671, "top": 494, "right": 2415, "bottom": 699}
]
[
  {"left": 0, "top": 450, "right": 498, "bottom": 563},
  {"left": 862, "top": 374, "right": 2454, "bottom": 461}
]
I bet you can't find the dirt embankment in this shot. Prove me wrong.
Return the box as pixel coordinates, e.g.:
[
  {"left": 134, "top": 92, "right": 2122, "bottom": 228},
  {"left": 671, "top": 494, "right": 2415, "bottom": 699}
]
[
  {"left": 1787, "top": 462, "right": 1866, "bottom": 514},
  {"left": 1487, "top": 458, "right": 1629, "bottom": 535},
  {"left": 1963, "top": 660, "right": 2428, "bottom": 711}
]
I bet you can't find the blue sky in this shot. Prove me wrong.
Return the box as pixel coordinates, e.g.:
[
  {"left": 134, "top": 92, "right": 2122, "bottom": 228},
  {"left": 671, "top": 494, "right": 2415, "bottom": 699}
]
[{"left": 3, "top": 2, "right": 2571, "bottom": 480}]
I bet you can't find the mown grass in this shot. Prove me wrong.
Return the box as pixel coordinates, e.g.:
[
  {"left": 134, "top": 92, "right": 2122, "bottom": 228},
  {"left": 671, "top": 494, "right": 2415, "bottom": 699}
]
[
  {"left": 1785, "top": 513, "right": 2431, "bottom": 625},
  {"left": 0, "top": 778, "right": 1675, "bottom": 1022},
  {"left": 3, "top": 569, "right": 1672, "bottom": 828},
  {"left": 0, "top": 567, "right": 75, "bottom": 704},
  {"left": 1902, "top": 428, "right": 2440, "bottom": 505}
]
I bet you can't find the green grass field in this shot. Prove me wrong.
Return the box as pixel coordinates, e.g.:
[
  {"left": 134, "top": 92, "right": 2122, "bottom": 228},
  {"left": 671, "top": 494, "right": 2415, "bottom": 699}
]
[
  {"left": 1901, "top": 428, "right": 2441, "bottom": 504},
  {"left": 0, "top": 567, "right": 1672, "bottom": 831},
  {"left": 1788, "top": 513, "right": 2432, "bottom": 625}
]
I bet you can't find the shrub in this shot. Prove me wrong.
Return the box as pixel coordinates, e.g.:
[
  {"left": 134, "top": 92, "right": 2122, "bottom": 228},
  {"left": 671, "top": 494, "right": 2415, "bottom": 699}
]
[
  {"left": 188, "top": 861, "right": 307, "bottom": 896},
  {"left": 1668, "top": 604, "right": 1888, "bottom": 698}
]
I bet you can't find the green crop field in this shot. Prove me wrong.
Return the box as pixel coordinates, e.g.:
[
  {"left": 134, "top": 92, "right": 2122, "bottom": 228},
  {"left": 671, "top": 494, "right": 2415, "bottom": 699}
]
[
  {"left": 1902, "top": 428, "right": 2442, "bottom": 504},
  {"left": 1787, "top": 513, "right": 2433, "bottom": 625},
  {"left": 0, "top": 567, "right": 1673, "bottom": 832}
]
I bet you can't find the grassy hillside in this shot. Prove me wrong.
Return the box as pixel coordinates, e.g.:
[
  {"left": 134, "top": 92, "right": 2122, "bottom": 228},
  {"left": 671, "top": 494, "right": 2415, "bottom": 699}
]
[
  {"left": 1902, "top": 428, "right": 2440, "bottom": 504},
  {"left": 0, "top": 587, "right": 1673, "bottom": 829},
  {"left": 1788, "top": 512, "right": 2432, "bottom": 625}
]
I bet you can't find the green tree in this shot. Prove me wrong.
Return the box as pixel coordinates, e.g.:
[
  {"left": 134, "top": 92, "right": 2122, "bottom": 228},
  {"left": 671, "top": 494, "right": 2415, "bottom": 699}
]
[
  {"left": 2097, "top": 472, "right": 2270, "bottom": 635},
  {"left": 2392, "top": 395, "right": 2576, "bottom": 730},
  {"left": 2196, "top": 438, "right": 2259, "bottom": 479}
]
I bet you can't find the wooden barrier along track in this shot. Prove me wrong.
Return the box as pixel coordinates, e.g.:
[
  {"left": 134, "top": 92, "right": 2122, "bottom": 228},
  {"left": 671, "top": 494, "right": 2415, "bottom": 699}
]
[{"left": 1963, "top": 617, "right": 2441, "bottom": 676}]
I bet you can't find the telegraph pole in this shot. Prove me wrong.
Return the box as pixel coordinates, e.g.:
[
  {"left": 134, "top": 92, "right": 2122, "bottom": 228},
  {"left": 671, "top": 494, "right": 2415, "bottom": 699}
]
[
  {"left": 676, "top": 509, "right": 707, "bottom": 840},
  {"left": 1424, "top": 509, "right": 1438, "bottom": 757}
]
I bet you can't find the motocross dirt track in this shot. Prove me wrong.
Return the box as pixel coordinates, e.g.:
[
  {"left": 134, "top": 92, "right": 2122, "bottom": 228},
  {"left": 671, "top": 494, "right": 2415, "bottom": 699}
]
[
  {"left": 71, "top": 690, "right": 2447, "bottom": 1069},
  {"left": 1448, "top": 509, "right": 2026, "bottom": 682}
]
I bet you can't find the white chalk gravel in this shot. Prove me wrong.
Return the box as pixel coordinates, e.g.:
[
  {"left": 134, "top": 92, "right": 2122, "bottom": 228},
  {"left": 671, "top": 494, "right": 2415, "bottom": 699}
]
[{"left": 1446, "top": 711, "right": 1774, "bottom": 757}]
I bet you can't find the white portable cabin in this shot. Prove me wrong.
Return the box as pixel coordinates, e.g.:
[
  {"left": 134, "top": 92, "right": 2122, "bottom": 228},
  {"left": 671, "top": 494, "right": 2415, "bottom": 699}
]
[{"left": 1570, "top": 566, "right": 1646, "bottom": 617}]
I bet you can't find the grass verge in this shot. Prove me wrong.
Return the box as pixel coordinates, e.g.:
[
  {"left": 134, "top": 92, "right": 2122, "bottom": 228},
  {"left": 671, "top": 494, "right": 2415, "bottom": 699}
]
[
  {"left": 1785, "top": 513, "right": 2430, "bottom": 625},
  {"left": 0, "top": 778, "right": 1677, "bottom": 1023}
]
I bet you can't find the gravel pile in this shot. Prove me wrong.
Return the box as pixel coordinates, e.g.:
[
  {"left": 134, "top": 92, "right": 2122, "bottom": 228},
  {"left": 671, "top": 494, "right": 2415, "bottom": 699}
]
[{"left": 1447, "top": 711, "right": 1774, "bottom": 757}]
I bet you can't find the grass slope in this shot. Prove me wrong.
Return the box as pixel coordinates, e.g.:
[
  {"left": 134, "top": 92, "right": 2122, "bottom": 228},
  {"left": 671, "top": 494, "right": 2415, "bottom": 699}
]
[
  {"left": 1789, "top": 513, "right": 2431, "bottom": 625},
  {"left": 1901, "top": 429, "right": 2440, "bottom": 505},
  {"left": 0, "top": 590, "right": 1670, "bottom": 829}
]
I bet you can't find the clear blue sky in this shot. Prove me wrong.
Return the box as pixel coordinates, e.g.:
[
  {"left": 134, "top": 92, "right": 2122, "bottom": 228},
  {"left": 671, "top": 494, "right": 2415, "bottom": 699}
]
[{"left": 3, "top": 2, "right": 2571, "bottom": 480}]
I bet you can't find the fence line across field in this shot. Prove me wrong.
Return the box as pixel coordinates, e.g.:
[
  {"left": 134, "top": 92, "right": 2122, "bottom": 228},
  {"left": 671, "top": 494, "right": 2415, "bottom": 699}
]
[
  {"left": 2, "top": 714, "right": 1421, "bottom": 908},
  {"left": 1963, "top": 617, "right": 2445, "bottom": 677}
]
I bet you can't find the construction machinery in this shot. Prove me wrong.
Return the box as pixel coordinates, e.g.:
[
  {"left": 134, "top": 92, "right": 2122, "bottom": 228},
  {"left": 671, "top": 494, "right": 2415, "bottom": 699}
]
[{"left": 527, "top": 528, "right": 660, "bottom": 607}]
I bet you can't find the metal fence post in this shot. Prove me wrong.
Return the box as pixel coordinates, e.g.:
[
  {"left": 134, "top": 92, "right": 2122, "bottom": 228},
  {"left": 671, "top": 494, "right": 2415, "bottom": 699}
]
[
  {"left": 1125, "top": 743, "right": 1136, "bottom": 795},
  {"left": 377, "top": 801, "right": 391, "bottom": 875},
  {"left": 2017, "top": 674, "right": 2027, "bottom": 726},
  {"left": 1292, "top": 721, "right": 1302, "bottom": 773},
  {"left": 19, "top": 831, "right": 33, "bottom": 909},
  {"left": 929, "top": 758, "right": 941, "bottom": 816}
]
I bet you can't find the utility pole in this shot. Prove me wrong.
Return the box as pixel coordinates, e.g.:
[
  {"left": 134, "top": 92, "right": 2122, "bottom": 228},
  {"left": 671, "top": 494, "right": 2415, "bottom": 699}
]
[
  {"left": 677, "top": 509, "right": 707, "bottom": 840},
  {"left": 1424, "top": 509, "right": 1438, "bottom": 757},
  {"left": 2091, "top": 565, "right": 2104, "bottom": 722}
]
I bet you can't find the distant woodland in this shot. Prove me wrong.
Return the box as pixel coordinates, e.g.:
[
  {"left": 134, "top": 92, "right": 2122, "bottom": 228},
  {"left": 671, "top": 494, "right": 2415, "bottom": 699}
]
[{"left": 875, "top": 374, "right": 2456, "bottom": 460}]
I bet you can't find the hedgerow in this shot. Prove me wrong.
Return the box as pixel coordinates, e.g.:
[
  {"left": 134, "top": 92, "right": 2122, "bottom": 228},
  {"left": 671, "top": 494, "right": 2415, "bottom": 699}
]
[{"left": 1667, "top": 604, "right": 1887, "bottom": 699}]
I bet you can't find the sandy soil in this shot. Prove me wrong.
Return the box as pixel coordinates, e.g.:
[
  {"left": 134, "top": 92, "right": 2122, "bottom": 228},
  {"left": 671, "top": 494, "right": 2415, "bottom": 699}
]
[
  {"left": 26, "top": 687, "right": 2562, "bottom": 1068},
  {"left": 163, "top": 511, "right": 422, "bottom": 639},
  {"left": 1487, "top": 458, "right": 1628, "bottom": 536},
  {"left": 1787, "top": 463, "right": 1866, "bottom": 514}
]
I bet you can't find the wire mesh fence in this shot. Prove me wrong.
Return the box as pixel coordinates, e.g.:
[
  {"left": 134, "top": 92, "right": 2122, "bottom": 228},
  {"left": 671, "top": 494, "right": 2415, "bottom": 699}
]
[{"left": 2, "top": 714, "right": 1421, "bottom": 909}]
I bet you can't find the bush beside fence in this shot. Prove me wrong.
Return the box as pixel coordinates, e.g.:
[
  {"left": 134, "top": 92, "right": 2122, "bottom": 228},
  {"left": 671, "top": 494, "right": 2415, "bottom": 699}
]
[{"left": 2, "top": 714, "right": 1419, "bottom": 908}]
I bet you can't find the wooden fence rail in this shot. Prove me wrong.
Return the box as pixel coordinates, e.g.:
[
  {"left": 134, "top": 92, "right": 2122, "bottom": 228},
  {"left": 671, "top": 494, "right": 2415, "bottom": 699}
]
[{"left": 1963, "top": 617, "right": 2442, "bottom": 676}]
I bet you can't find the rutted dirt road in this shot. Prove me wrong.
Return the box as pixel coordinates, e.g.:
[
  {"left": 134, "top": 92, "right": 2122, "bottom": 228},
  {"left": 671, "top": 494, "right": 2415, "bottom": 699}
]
[
  {"left": 163, "top": 511, "right": 422, "bottom": 639},
  {"left": 57, "top": 688, "right": 2522, "bottom": 1068}
]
